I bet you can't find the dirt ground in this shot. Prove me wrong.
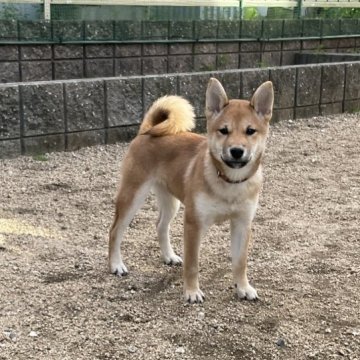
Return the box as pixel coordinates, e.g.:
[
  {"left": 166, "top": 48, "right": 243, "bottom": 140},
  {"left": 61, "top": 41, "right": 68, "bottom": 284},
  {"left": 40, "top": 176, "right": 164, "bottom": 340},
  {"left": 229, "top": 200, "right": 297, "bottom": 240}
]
[{"left": 0, "top": 113, "right": 359, "bottom": 360}]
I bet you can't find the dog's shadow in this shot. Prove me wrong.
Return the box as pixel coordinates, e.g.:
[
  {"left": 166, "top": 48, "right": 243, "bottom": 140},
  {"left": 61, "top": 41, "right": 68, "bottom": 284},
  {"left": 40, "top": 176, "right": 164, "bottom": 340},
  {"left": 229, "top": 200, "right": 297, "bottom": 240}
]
[{"left": 141, "top": 267, "right": 182, "bottom": 296}]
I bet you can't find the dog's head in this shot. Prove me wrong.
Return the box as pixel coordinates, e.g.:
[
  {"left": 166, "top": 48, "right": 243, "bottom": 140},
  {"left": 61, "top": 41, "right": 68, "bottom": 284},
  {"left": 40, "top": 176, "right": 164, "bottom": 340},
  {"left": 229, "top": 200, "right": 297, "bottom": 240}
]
[{"left": 205, "top": 78, "right": 273, "bottom": 178}]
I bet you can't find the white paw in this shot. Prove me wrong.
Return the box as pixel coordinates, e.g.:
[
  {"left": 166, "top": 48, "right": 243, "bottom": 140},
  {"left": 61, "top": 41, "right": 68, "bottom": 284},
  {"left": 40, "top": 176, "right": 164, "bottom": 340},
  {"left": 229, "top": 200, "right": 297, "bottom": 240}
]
[
  {"left": 236, "top": 283, "right": 258, "bottom": 300},
  {"left": 184, "top": 288, "right": 205, "bottom": 304},
  {"left": 109, "top": 261, "right": 128, "bottom": 277},
  {"left": 163, "top": 253, "right": 183, "bottom": 266}
]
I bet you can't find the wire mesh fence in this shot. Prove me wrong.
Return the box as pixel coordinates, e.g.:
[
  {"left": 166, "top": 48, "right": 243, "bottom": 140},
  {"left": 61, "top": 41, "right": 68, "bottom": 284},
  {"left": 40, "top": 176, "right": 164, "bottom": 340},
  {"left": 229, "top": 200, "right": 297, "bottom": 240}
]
[{"left": 0, "top": 0, "right": 359, "bottom": 21}]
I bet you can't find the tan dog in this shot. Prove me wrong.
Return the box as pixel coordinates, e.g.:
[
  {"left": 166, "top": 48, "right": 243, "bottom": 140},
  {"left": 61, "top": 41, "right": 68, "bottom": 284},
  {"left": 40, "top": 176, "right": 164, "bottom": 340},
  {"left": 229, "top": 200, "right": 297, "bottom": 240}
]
[{"left": 109, "top": 78, "right": 274, "bottom": 303}]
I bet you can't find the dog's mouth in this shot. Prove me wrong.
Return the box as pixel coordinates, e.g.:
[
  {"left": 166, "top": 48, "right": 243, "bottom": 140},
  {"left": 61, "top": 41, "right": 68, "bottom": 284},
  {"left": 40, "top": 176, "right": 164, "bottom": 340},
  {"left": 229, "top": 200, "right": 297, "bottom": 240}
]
[{"left": 221, "top": 157, "right": 249, "bottom": 169}]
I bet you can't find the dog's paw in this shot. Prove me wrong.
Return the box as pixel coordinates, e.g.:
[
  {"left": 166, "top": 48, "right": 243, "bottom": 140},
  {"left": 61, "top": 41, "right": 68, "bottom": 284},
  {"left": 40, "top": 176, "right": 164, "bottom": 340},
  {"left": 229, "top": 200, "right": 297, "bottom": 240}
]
[
  {"left": 163, "top": 254, "right": 183, "bottom": 266},
  {"left": 110, "top": 262, "right": 128, "bottom": 277},
  {"left": 236, "top": 283, "right": 258, "bottom": 301},
  {"left": 184, "top": 288, "right": 205, "bottom": 304}
]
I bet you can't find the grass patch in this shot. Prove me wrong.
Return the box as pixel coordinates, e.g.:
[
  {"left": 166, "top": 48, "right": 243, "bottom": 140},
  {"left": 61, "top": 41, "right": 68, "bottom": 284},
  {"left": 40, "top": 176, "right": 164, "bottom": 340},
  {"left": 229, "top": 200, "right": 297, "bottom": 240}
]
[{"left": 32, "top": 154, "right": 49, "bottom": 161}]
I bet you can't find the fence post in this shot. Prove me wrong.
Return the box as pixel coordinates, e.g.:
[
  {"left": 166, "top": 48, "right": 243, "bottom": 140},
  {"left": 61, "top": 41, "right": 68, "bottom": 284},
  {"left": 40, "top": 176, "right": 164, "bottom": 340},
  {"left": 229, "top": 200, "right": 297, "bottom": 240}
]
[
  {"left": 297, "top": 0, "right": 303, "bottom": 18},
  {"left": 44, "top": 0, "right": 51, "bottom": 20},
  {"left": 239, "top": 0, "right": 243, "bottom": 19}
]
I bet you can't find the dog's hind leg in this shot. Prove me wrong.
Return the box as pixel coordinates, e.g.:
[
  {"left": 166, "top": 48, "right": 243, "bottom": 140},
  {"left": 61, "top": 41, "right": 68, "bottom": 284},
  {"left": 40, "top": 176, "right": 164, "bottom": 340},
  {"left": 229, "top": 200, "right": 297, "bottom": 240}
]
[
  {"left": 109, "top": 179, "right": 152, "bottom": 276},
  {"left": 153, "top": 183, "right": 182, "bottom": 265}
]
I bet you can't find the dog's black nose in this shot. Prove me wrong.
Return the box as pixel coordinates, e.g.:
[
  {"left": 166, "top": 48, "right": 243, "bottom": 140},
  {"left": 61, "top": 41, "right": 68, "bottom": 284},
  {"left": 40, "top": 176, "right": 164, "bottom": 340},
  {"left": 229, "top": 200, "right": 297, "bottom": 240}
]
[{"left": 230, "top": 147, "right": 244, "bottom": 160}]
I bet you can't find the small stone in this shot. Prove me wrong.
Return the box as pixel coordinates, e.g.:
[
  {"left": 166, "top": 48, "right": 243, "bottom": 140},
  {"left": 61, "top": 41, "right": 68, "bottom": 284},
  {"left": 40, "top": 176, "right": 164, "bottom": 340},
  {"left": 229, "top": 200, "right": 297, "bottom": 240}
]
[
  {"left": 3, "top": 330, "right": 16, "bottom": 342},
  {"left": 325, "top": 328, "right": 331, "bottom": 334},
  {"left": 276, "top": 338, "right": 286, "bottom": 347},
  {"left": 128, "top": 284, "right": 137, "bottom": 291},
  {"left": 29, "top": 331, "right": 38, "bottom": 337},
  {"left": 337, "top": 349, "right": 345, "bottom": 356},
  {"left": 128, "top": 345, "right": 137, "bottom": 353},
  {"left": 198, "top": 311, "right": 205, "bottom": 320},
  {"left": 175, "top": 347, "right": 185, "bottom": 354}
]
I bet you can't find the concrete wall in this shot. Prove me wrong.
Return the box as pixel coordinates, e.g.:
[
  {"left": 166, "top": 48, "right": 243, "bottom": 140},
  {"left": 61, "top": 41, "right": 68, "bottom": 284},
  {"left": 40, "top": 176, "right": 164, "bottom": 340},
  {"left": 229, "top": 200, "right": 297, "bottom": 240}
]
[
  {"left": 295, "top": 52, "right": 360, "bottom": 65},
  {"left": 1, "top": 37, "right": 359, "bottom": 83},
  {"left": 1, "top": 61, "right": 359, "bottom": 158},
  {"left": 0, "top": 19, "right": 358, "bottom": 43}
]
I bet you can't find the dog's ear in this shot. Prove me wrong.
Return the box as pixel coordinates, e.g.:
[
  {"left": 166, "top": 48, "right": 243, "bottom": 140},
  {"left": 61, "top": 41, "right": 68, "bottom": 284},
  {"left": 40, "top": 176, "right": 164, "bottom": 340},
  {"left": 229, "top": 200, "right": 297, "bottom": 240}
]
[
  {"left": 205, "top": 78, "right": 229, "bottom": 118},
  {"left": 250, "top": 81, "right": 274, "bottom": 122}
]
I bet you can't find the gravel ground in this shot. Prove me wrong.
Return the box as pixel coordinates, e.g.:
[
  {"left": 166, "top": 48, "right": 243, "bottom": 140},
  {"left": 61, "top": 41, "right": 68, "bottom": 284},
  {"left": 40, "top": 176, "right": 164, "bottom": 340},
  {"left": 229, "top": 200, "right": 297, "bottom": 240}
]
[{"left": 1, "top": 113, "right": 359, "bottom": 360}]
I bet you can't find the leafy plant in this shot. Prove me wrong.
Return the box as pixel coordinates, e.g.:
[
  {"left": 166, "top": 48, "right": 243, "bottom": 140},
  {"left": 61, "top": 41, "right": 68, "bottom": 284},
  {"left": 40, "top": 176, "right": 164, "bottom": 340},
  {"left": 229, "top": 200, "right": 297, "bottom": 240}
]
[
  {"left": 258, "top": 60, "right": 269, "bottom": 68},
  {"left": 243, "top": 7, "right": 260, "bottom": 20},
  {"left": 32, "top": 154, "right": 49, "bottom": 161},
  {"left": 314, "top": 44, "right": 325, "bottom": 54},
  {"left": 0, "top": 4, "right": 20, "bottom": 20},
  {"left": 304, "top": 7, "right": 360, "bottom": 19},
  {"left": 200, "top": 63, "right": 216, "bottom": 72},
  {"left": 217, "top": 54, "right": 230, "bottom": 68}
]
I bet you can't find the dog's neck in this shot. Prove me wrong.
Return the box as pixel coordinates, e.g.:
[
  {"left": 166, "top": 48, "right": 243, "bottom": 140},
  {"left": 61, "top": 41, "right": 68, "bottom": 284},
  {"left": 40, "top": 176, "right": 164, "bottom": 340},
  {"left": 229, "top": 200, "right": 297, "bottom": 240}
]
[
  {"left": 216, "top": 168, "right": 248, "bottom": 184},
  {"left": 209, "top": 152, "right": 262, "bottom": 185}
]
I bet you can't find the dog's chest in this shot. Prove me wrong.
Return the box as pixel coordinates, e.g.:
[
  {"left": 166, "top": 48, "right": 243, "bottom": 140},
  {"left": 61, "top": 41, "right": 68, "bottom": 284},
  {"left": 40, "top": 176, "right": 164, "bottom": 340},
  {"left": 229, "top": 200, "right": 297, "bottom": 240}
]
[{"left": 194, "top": 192, "right": 255, "bottom": 225}]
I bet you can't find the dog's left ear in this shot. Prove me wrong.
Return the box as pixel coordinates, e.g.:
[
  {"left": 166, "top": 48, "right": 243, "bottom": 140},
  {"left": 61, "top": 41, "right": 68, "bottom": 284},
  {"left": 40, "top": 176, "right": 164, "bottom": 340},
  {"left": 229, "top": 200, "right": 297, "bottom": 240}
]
[
  {"left": 205, "top": 78, "right": 229, "bottom": 119},
  {"left": 250, "top": 81, "right": 274, "bottom": 122}
]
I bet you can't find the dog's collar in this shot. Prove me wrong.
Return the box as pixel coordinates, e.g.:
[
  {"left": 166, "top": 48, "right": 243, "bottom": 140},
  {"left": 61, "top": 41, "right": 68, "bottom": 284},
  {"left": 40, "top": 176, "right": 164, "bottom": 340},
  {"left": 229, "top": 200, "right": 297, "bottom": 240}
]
[
  {"left": 216, "top": 169, "right": 248, "bottom": 184},
  {"left": 209, "top": 152, "right": 261, "bottom": 185}
]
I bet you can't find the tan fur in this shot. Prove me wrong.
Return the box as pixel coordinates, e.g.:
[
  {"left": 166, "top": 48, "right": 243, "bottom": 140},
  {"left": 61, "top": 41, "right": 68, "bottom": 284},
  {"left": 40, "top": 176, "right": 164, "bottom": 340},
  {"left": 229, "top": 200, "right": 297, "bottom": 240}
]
[
  {"left": 139, "top": 95, "right": 195, "bottom": 136},
  {"left": 109, "top": 78, "right": 274, "bottom": 303}
]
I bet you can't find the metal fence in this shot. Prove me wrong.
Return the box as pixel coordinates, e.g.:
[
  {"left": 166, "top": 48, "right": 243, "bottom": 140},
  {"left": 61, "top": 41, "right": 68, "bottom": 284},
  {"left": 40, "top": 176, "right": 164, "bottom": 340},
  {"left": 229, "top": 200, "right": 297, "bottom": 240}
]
[{"left": 0, "top": 0, "right": 359, "bottom": 20}]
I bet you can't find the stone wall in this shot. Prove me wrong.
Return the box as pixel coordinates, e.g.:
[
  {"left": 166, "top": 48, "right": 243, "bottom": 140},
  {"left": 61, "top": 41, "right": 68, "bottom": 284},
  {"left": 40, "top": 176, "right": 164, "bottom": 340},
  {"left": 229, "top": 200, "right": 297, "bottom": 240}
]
[
  {"left": 1, "top": 62, "right": 359, "bottom": 158},
  {"left": 295, "top": 52, "right": 360, "bottom": 65},
  {"left": 1, "top": 37, "right": 359, "bottom": 83},
  {"left": 0, "top": 18, "right": 358, "bottom": 42}
]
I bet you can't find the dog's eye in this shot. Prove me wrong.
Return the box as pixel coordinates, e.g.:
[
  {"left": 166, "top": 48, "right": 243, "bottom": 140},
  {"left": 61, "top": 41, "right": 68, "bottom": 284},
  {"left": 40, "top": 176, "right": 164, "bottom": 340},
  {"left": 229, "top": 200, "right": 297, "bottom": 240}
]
[
  {"left": 246, "top": 127, "right": 257, "bottom": 136},
  {"left": 218, "top": 127, "right": 229, "bottom": 135}
]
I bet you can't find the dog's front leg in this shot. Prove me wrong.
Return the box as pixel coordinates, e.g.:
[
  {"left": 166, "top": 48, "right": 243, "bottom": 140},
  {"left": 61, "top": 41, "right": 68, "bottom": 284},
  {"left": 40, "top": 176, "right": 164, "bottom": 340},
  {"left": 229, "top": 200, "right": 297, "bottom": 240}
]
[
  {"left": 231, "top": 218, "right": 258, "bottom": 300},
  {"left": 183, "top": 213, "right": 206, "bottom": 303}
]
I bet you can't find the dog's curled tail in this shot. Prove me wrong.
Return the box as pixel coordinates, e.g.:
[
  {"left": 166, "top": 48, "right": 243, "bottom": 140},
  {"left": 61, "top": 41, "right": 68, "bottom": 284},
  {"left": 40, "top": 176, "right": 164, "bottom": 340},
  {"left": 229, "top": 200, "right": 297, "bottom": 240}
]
[{"left": 139, "top": 95, "right": 195, "bottom": 136}]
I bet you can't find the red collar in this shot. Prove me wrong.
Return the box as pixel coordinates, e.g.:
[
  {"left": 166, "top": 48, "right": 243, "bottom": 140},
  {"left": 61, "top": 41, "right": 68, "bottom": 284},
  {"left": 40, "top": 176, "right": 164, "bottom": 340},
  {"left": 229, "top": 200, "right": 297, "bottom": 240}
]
[{"left": 216, "top": 169, "right": 249, "bottom": 184}]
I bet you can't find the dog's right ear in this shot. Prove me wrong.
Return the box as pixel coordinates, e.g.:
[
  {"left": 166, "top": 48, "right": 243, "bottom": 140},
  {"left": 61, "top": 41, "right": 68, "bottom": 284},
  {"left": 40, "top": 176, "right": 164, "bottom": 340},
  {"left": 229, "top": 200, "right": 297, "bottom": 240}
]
[
  {"left": 205, "top": 78, "right": 229, "bottom": 119},
  {"left": 250, "top": 81, "right": 274, "bottom": 122}
]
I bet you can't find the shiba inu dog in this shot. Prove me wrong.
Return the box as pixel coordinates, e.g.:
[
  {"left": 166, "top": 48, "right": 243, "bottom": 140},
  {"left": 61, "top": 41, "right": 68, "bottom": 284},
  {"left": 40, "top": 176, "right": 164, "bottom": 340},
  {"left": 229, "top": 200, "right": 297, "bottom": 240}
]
[{"left": 109, "top": 78, "right": 274, "bottom": 303}]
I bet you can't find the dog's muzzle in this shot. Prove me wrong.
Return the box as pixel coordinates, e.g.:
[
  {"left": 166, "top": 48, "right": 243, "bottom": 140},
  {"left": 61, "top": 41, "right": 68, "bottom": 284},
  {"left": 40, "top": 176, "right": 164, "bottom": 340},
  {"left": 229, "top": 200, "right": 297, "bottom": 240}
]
[
  {"left": 221, "top": 147, "right": 250, "bottom": 169},
  {"left": 230, "top": 147, "right": 244, "bottom": 160},
  {"left": 222, "top": 158, "right": 249, "bottom": 169}
]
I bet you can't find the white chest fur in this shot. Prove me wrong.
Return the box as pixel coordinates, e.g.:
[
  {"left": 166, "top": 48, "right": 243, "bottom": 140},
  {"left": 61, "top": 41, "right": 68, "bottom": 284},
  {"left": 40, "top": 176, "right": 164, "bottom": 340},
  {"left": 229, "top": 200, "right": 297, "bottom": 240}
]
[{"left": 194, "top": 190, "right": 258, "bottom": 226}]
